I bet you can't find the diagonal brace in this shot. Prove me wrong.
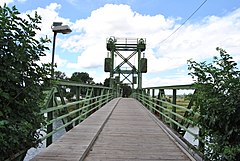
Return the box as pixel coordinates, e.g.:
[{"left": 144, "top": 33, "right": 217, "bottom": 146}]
[{"left": 114, "top": 50, "right": 137, "bottom": 72}]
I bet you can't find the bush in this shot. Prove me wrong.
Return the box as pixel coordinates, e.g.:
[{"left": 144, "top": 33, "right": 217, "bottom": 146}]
[
  {"left": 188, "top": 48, "right": 240, "bottom": 160},
  {"left": 0, "top": 4, "right": 50, "bottom": 160}
]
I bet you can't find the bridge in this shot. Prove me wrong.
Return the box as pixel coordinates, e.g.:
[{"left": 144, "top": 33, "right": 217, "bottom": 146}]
[
  {"left": 22, "top": 37, "right": 203, "bottom": 160},
  {"left": 31, "top": 96, "right": 198, "bottom": 161},
  {"left": 24, "top": 80, "right": 202, "bottom": 161}
]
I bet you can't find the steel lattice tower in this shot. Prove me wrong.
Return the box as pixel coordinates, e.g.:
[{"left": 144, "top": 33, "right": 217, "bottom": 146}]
[{"left": 104, "top": 37, "right": 147, "bottom": 91}]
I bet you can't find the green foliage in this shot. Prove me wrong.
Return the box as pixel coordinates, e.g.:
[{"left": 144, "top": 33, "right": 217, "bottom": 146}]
[
  {"left": 54, "top": 71, "right": 67, "bottom": 80},
  {"left": 122, "top": 84, "right": 132, "bottom": 97},
  {"left": 103, "top": 78, "right": 110, "bottom": 87},
  {"left": 69, "top": 72, "right": 93, "bottom": 84},
  {"left": 188, "top": 48, "right": 240, "bottom": 160},
  {"left": 0, "top": 4, "right": 50, "bottom": 160},
  {"left": 65, "top": 72, "right": 94, "bottom": 101}
]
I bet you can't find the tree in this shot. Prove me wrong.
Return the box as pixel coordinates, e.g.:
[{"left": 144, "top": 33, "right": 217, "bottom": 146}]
[
  {"left": 103, "top": 78, "right": 110, "bottom": 87},
  {"left": 0, "top": 4, "right": 50, "bottom": 160},
  {"left": 188, "top": 48, "right": 240, "bottom": 161},
  {"left": 65, "top": 72, "right": 94, "bottom": 101},
  {"left": 70, "top": 72, "right": 93, "bottom": 84},
  {"left": 54, "top": 71, "right": 67, "bottom": 80},
  {"left": 122, "top": 84, "right": 132, "bottom": 97}
]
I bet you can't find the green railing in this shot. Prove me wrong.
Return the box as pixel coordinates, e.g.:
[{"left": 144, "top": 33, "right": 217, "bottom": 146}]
[
  {"left": 132, "top": 84, "right": 204, "bottom": 158},
  {"left": 40, "top": 80, "right": 115, "bottom": 146}
]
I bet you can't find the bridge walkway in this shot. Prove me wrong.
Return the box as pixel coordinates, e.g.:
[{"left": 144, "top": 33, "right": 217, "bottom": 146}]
[{"left": 31, "top": 98, "right": 195, "bottom": 161}]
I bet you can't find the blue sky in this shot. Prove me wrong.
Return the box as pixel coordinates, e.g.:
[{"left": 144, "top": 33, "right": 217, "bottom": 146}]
[{"left": 2, "top": 0, "right": 240, "bottom": 87}]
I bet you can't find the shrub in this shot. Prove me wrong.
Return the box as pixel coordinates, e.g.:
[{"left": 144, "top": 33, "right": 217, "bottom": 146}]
[
  {"left": 0, "top": 4, "right": 50, "bottom": 160},
  {"left": 188, "top": 48, "right": 240, "bottom": 160}
]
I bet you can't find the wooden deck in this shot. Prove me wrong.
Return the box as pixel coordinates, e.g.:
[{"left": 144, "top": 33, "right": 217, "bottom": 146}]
[{"left": 31, "top": 98, "right": 195, "bottom": 161}]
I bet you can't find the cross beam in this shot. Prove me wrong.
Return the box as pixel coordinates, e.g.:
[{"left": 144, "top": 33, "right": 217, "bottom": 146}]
[
  {"left": 114, "top": 50, "right": 138, "bottom": 73},
  {"left": 106, "top": 37, "right": 146, "bottom": 90}
]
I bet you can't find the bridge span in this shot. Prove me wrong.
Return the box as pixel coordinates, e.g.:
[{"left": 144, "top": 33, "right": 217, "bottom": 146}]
[{"left": 31, "top": 98, "right": 196, "bottom": 161}]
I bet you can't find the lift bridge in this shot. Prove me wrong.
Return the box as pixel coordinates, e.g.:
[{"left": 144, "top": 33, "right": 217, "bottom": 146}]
[
  {"left": 104, "top": 37, "right": 147, "bottom": 90},
  {"left": 12, "top": 37, "right": 205, "bottom": 161}
]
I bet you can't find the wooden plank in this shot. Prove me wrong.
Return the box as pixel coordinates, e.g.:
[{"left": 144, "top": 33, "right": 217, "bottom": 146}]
[
  {"left": 31, "top": 98, "right": 195, "bottom": 161},
  {"left": 84, "top": 98, "right": 193, "bottom": 161},
  {"left": 31, "top": 98, "right": 121, "bottom": 161}
]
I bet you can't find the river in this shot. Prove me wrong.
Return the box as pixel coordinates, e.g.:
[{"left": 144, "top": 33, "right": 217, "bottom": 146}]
[{"left": 23, "top": 120, "right": 66, "bottom": 161}]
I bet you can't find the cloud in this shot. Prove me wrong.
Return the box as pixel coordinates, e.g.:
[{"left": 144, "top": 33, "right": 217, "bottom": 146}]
[
  {"left": 63, "top": 4, "right": 176, "bottom": 70},
  {"left": 143, "top": 74, "right": 193, "bottom": 88},
  {"left": 65, "top": 0, "right": 78, "bottom": 6},
  {"left": 0, "top": 0, "right": 27, "bottom": 6},
  {"left": 0, "top": 0, "right": 14, "bottom": 6},
  {"left": 20, "top": 3, "right": 71, "bottom": 69},
  {"left": 23, "top": 3, "right": 72, "bottom": 39},
  {"left": 40, "top": 52, "right": 68, "bottom": 68},
  {"left": 19, "top": 3, "right": 240, "bottom": 86},
  {"left": 61, "top": 4, "right": 240, "bottom": 75}
]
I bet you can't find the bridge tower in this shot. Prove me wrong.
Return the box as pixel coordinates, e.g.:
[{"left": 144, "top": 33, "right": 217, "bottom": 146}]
[{"left": 104, "top": 37, "right": 147, "bottom": 90}]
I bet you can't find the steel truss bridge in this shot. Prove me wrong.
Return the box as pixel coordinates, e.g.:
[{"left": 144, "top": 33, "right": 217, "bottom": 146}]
[{"left": 10, "top": 38, "right": 206, "bottom": 161}]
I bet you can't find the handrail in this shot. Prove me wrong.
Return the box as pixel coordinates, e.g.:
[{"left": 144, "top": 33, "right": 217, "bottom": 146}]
[
  {"left": 142, "top": 84, "right": 194, "bottom": 90},
  {"left": 39, "top": 80, "right": 116, "bottom": 147},
  {"left": 53, "top": 79, "right": 112, "bottom": 89},
  {"left": 137, "top": 93, "right": 197, "bottom": 136},
  {"left": 132, "top": 84, "right": 204, "bottom": 158},
  {"left": 41, "top": 93, "right": 110, "bottom": 114}
]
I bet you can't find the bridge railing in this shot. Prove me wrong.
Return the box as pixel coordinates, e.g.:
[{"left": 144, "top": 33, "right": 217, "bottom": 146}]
[
  {"left": 132, "top": 84, "right": 204, "bottom": 158},
  {"left": 40, "top": 80, "right": 115, "bottom": 147}
]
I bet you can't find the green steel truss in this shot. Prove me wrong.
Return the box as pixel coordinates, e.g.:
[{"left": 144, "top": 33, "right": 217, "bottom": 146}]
[{"left": 106, "top": 37, "right": 146, "bottom": 90}]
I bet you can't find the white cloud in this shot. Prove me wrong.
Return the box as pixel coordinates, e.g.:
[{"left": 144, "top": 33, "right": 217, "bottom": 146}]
[
  {"left": 19, "top": 3, "right": 240, "bottom": 86},
  {"left": 23, "top": 3, "right": 72, "bottom": 40},
  {"left": 62, "top": 4, "right": 240, "bottom": 75},
  {"left": 142, "top": 74, "right": 193, "bottom": 88},
  {"left": 0, "top": 0, "right": 27, "bottom": 6},
  {"left": 40, "top": 52, "right": 68, "bottom": 68},
  {"left": 63, "top": 4, "right": 177, "bottom": 70},
  {"left": 0, "top": 0, "right": 14, "bottom": 6},
  {"left": 20, "top": 3, "right": 71, "bottom": 70}
]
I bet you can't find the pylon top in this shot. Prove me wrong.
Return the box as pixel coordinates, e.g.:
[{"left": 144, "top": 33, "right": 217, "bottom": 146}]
[{"left": 106, "top": 37, "right": 146, "bottom": 51}]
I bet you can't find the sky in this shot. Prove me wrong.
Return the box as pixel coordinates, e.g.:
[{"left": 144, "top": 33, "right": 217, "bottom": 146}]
[{"left": 1, "top": 0, "right": 240, "bottom": 88}]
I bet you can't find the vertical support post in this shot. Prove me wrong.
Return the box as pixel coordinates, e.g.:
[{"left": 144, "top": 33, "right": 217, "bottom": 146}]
[
  {"left": 110, "top": 50, "right": 115, "bottom": 88},
  {"left": 172, "top": 89, "right": 177, "bottom": 130},
  {"left": 141, "top": 89, "right": 144, "bottom": 104},
  {"left": 138, "top": 49, "right": 142, "bottom": 89},
  {"left": 132, "top": 73, "right": 134, "bottom": 89},
  {"left": 147, "top": 89, "right": 150, "bottom": 95},
  {"left": 152, "top": 89, "right": 155, "bottom": 98},
  {"left": 46, "top": 95, "right": 53, "bottom": 147},
  {"left": 51, "top": 32, "right": 57, "bottom": 79},
  {"left": 75, "top": 86, "right": 80, "bottom": 125},
  {"left": 152, "top": 89, "right": 155, "bottom": 114},
  {"left": 147, "top": 89, "right": 150, "bottom": 110},
  {"left": 56, "top": 86, "right": 73, "bottom": 132},
  {"left": 157, "top": 89, "right": 162, "bottom": 119},
  {"left": 199, "top": 128, "right": 205, "bottom": 153},
  {"left": 199, "top": 104, "right": 205, "bottom": 154},
  {"left": 99, "top": 89, "right": 105, "bottom": 108},
  {"left": 107, "top": 89, "right": 110, "bottom": 102}
]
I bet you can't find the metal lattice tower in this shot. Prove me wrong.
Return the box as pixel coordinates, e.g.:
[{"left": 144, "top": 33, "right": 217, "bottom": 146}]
[{"left": 104, "top": 37, "right": 147, "bottom": 90}]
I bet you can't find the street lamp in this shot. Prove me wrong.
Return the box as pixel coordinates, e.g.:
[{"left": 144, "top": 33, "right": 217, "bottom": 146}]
[{"left": 51, "top": 22, "right": 72, "bottom": 78}]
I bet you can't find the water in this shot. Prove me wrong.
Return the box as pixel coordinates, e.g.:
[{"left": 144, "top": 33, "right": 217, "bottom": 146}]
[
  {"left": 23, "top": 120, "right": 66, "bottom": 161},
  {"left": 184, "top": 126, "right": 199, "bottom": 147}
]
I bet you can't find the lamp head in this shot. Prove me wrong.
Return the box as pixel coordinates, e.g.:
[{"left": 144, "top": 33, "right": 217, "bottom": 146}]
[
  {"left": 52, "top": 22, "right": 62, "bottom": 27},
  {"left": 51, "top": 22, "right": 72, "bottom": 34}
]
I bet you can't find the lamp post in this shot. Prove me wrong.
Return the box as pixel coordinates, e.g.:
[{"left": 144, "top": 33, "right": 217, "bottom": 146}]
[
  {"left": 47, "top": 22, "right": 72, "bottom": 147},
  {"left": 51, "top": 22, "right": 72, "bottom": 79}
]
